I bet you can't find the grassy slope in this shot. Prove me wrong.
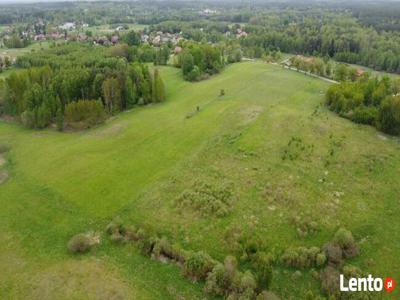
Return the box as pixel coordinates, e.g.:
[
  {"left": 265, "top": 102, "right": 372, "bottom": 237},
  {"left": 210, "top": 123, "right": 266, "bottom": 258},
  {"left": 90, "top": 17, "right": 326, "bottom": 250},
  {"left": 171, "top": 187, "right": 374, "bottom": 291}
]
[{"left": 0, "top": 62, "right": 399, "bottom": 299}]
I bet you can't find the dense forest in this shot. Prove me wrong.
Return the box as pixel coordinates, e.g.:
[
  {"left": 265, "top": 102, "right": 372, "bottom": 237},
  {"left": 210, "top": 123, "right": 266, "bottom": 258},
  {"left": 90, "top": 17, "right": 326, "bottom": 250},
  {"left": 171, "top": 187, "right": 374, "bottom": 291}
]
[
  {"left": 0, "top": 43, "right": 165, "bottom": 129},
  {"left": 2, "top": 1, "right": 400, "bottom": 74},
  {"left": 326, "top": 76, "right": 400, "bottom": 135}
]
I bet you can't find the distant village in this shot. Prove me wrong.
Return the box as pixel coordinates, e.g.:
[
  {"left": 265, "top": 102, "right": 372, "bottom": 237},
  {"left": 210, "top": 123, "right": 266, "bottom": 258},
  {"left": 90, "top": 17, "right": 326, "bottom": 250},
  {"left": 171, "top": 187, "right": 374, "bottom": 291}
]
[{"left": 1, "top": 10, "right": 248, "bottom": 48}]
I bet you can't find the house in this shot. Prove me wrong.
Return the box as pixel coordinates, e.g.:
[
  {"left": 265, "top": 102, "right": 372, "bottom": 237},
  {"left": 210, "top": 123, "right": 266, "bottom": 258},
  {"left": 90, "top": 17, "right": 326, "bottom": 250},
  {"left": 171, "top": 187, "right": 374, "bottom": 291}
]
[
  {"left": 236, "top": 29, "right": 248, "bottom": 38},
  {"left": 34, "top": 34, "right": 46, "bottom": 41},
  {"left": 141, "top": 34, "right": 149, "bottom": 43},
  {"left": 201, "top": 9, "right": 217, "bottom": 15},
  {"left": 59, "top": 22, "right": 76, "bottom": 31},
  {"left": 152, "top": 35, "right": 161, "bottom": 45}
]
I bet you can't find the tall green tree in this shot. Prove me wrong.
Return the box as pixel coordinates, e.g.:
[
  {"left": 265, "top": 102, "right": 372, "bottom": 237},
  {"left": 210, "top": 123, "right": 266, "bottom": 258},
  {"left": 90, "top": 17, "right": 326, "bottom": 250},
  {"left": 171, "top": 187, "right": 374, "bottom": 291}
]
[
  {"left": 102, "top": 77, "right": 122, "bottom": 114},
  {"left": 152, "top": 69, "right": 166, "bottom": 103}
]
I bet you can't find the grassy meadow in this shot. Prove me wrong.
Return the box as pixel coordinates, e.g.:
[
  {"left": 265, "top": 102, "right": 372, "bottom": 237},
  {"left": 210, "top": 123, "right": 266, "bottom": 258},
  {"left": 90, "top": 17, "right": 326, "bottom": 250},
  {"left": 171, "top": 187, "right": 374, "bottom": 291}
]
[{"left": 0, "top": 62, "right": 399, "bottom": 299}]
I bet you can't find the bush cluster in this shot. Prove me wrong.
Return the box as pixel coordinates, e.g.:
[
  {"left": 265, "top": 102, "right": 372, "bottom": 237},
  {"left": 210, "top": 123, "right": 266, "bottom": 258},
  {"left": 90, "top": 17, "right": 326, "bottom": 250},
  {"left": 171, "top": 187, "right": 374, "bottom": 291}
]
[
  {"left": 292, "top": 216, "right": 319, "bottom": 238},
  {"left": 319, "top": 229, "right": 362, "bottom": 298},
  {"left": 281, "top": 246, "right": 326, "bottom": 269},
  {"left": 176, "top": 42, "right": 224, "bottom": 82},
  {"left": 67, "top": 231, "right": 100, "bottom": 254},
  {"left": 205, "top": 256, "right": 258, "bottom": 299},
  {"left": 64, "top": 100, "right": 106, "bottom": 129},
  {"left": 320, "top": 264, "right": 372, "bottom": 299},
  {"left": 183, "top": 251, "right": 217, "bottom": 281},
  {"left": 322, "top": 228, "right": 359, "bottom": 267},
  {"left": 105, "top": 219, "right": 276, "bottom": 299},
  {"left": 176, "top": 180, "right": 234, "bottom": 217}
]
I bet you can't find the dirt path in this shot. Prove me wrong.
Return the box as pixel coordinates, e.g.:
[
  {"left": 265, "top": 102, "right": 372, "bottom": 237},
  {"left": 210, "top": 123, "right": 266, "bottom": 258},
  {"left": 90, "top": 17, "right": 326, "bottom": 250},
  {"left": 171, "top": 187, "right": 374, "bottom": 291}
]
[
  {"left": 282, "top": 65, "right": 339, "bottom": 84},
  {"left": 243, "top": 57, "right": 339, "bottom": 84}
]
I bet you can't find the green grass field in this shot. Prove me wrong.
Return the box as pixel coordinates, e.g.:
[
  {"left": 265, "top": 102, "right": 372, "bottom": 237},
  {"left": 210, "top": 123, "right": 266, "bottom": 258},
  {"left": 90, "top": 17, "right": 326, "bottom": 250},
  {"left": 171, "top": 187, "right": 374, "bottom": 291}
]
[
  {"left": 0, "top": 62, "right": 399, "bottom": 299},
  {"left": 0, "top": 41, "right": 51, "bottom": 61}
]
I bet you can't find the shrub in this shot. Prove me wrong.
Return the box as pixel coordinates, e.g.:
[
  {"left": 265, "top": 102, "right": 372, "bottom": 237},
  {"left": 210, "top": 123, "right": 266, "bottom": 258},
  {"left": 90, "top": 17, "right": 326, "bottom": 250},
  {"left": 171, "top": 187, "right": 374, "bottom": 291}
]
[
  {"left": 316, "top": 253, "right": 327, "bottom": 267},
  {"left": 68, "top": 233, "right": 92, "bottom": 254},
  {"left": 152, "top": 237, "right": 187, "bottom": 263},
  {"left": 323, "top": 242, "right": 343, "bottom": 266},
  {"left": 135, "top": 229, "right": 156, "bottom": 256},
  {"left": 185, "top": 65, "right": 201, "bottom": 81},
  {"left": 0, "top": 144, "right": 10, "bottom": 153},
  {"left": 184, "top": 251, "right": 216, "bottom": 280},
  {"left": 281, "top": 246, "right": 324, "bottom": 269},
  {"left": 205, "top": 256, "right": 258, "bottom": 299},
  {"left": 124, "top": 225, "right": 139, "bottom": 241},
  {"left": 64, "top": 99, "right": 106, "bottom": 129},
  {"left": 351, "top": 106, "right": 378, "bottom": 125},
  {"left": 252, "top": 252, "right": 274, "bottom": 290},
  {"left": 333, "top": 228, "right": 359, "bottom": 259},
  {"left": 176, "top": 180, "right": 234, "bottom": 217},
  {"left": 105, "top": 218, "right": 125, "bottom": 235},
  {"left": 320, "top": 266, "right": 340, "bottom": 297},
  {"left": 110, "top": 231, "right": 125, "bottom": 243},
  {"left": 205, "top": 263, "right": 230, "bottom": 296},
  {"left": 256, "top": 291, "right": 281, "bottom": 300},
  {"left": 295, "top": 219, "right": 319, "bottom": 238},
  {"left": 20, "top": 110, "right": 35, "bottom": 128},
  {"left": 333, "top": 228, "right": 355, "bottom": 249},
  {"left": 342, "top": 265, "right": 363, "bottom": 278},
  {"left": 378, "top": 96, "right": 400, "bottom": 135},
  {"left": 152, "top": 237, "right": 171, "bottom": 258}
]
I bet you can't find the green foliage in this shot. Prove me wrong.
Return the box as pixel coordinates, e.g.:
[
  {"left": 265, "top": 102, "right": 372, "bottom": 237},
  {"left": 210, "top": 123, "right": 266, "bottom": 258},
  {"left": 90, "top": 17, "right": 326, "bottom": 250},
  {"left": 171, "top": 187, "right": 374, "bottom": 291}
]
[
  {"left": 333, "top": 228, "right": 355, "bottom": 249},
  {"left": 178, "top": 43, "right": 223, "bottom": 81},
  {"left": 252, "top": 252, "right": 273, "bottom": 290},
  {"left": 4, "top": 34, "right": 31, "bottom": 48},
  {"left": 102, "top": 77, "right": 122, "bottom": 114},
  {"left": 152, "top": 69, "right": 166, "bottom": 103},
  {"left": 378, "top": 96, "right": 400, "bottom": 135},
  {"left": 351, "top": 106, "right": 378, "bottom": 125},
  {"left": 122, "top": 30, "right": 141, "bottom": 46},
  {"left": 67, "top": 233, "right": 92, "bottom": 254},
  {"left": 176, "top": 180, "right": 234, "bottom": 217},
  {"left": 205, "top": 255, "right": 258, "bottom": 299},
  {"left": 326, "top": 77, "right": 400, "bottom": 135},
  {"left": 3, "top": 44, "right": 163, "bottom": 129},
  {"left": 64, "top": 100, "right": 106, "bottom": 129},
  {"left": 320, "top": 266, "right": 340, "bottom": 297},
  {"left": 154, "top": 45, "right": 170, "bottom": 65},
  {"left": 332, "top": 228, "right": 359, "bottom": 259},
  {"left": 184, "top": 251, "right": 216, "bottom": 280},
  {"left": 281, "top": 246, "right": 325, "bottom": 269}
]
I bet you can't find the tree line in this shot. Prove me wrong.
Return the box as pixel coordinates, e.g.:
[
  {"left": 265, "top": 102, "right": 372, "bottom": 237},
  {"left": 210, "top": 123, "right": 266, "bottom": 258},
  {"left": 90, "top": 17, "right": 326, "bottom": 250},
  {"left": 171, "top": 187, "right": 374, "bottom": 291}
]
[
  {"left": 0, "top": 43, "right": 165, "bottom": 130},
  {"left": 326, "top": 76, "right": 400, "bottom": 135}
]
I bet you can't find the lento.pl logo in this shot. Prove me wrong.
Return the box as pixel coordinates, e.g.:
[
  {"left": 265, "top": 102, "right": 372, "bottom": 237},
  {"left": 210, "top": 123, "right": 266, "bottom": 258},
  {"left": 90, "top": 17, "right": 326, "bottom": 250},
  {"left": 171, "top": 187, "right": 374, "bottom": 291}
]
[{"left": 340, "top": 274, "right": 396, "bottom": 292}]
